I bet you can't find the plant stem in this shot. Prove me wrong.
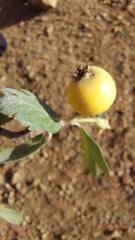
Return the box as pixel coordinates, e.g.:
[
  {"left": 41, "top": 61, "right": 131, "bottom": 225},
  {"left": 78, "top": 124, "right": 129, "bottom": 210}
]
[
  {"left": 61, "top": 116, "right": 97, "bottom": 129},
  {"left": 70, "top": 117, "right": 96, "bottom": 125}
]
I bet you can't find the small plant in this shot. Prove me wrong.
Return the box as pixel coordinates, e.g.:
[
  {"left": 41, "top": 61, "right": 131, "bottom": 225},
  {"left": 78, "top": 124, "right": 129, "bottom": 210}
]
[
  {"left": 0, "top": 65, "right": 117, "bottom": 175},
  {"left": 0, "top": 65, "right": 116, "bottom": 224}
]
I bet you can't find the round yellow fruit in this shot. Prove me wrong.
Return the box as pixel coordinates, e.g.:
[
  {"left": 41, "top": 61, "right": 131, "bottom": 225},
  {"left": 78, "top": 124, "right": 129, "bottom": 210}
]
[{"left": 66, "top": 66, "right": 117, "bottom": 116}]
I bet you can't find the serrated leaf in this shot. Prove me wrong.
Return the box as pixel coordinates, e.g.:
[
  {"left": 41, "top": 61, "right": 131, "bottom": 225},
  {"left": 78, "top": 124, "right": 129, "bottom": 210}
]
[
  {"left": 79, "top": 127, "right": 109, "bottom": 177},
  {"left": 0, "top": 134, "right": 49, "bottom": 163},
  {"left": 0, "top": 113, "right": 12, "bottom": 125},
  {"left": 0, "top": 88, "right": 61, "bottom": 133},
  {"left": 0, "top": 204, "right": 23, "bottom": 225}
]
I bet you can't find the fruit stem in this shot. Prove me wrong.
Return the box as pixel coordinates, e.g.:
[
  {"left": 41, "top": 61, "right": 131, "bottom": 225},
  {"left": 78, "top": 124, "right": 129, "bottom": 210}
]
[
  {"left": 70, "top": 117, "right": 97, "bottom": 125},
  {"left": 61, "top": 116, "right": 111, "bottom": 133}
]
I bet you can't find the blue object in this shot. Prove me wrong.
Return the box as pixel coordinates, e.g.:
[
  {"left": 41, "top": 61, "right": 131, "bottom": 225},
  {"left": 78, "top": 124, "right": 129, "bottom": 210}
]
[{"left": 0, "top": 33, "right": 7, "bottom": 56}]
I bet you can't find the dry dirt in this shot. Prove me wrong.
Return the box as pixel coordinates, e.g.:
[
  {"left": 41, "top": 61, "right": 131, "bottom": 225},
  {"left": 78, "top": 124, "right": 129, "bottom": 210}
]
[{"left": 0, "top": 0, "right": 135, "bottom": 239}]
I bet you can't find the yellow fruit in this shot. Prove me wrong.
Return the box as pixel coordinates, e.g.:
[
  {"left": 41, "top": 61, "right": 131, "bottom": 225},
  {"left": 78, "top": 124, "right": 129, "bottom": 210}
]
[{"left": 66, "top": 66, "right": 117, "bottom": 116}]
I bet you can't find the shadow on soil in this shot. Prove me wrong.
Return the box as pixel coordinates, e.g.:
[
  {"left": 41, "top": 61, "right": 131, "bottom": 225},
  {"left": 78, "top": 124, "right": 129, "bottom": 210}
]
[{"left": 0, "top": 0, "right": 42, "bottom": 29}]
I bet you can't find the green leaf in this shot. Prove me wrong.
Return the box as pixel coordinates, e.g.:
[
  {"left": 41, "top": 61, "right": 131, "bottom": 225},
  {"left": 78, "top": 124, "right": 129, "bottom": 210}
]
[
  {"left": 79, "top": 127, "right": 109, "bottom": 177},
  {"left": 0, "top": 88, "right": 61, "bottom": 133},
  {"left": 0, "top": 113, "right": 12, "bottom": 125},
  {"left": 0, "top": 134, "right": 49, "bottom": 163},
  {"left": 0, "top": 204, "right": 23, "bottom": 225}
]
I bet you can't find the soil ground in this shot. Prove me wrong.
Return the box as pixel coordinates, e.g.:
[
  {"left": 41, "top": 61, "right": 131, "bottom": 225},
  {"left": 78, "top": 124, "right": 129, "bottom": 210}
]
[{"left": 0, "top": 0, "right": 135, "bottom": 239}]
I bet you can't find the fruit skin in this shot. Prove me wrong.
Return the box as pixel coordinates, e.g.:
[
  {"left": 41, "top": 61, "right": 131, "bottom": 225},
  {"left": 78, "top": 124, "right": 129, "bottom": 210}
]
[{"left": 66, "top": 66, "right": 117, "bottom": 116}]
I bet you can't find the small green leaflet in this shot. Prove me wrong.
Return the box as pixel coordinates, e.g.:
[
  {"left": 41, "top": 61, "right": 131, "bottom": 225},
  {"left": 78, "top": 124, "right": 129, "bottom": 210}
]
[
  {"left": 0, "top": 204, "right": 23, "bottom": 225},
  {"left": 79, "top": 127, "right": 109, "bottom": 177},
  {"left": 0, "top": 88, "right": 61, "bottom": 133},
  {"left": 0, "top": 134, "right": 49, "bottom": 163}
]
